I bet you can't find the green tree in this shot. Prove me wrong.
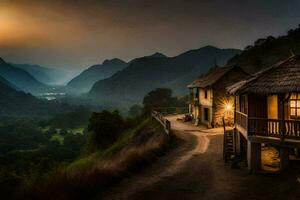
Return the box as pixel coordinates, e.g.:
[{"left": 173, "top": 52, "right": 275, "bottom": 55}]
[
  {"left": 143, "top": 88, "right": 174, "bottom": 113},
  {"left": 88, "top": 110, "right": 124, "bottom": 150}
]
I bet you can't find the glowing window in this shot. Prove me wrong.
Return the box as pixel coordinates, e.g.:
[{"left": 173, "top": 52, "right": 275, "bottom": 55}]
[{"left": 290, "top": 94, "right": 300, "bottom": 117}]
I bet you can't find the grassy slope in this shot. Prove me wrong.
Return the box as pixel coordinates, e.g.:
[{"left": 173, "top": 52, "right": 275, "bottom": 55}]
[{"left": 24, "top": 118, "right": 172, "bottom": 199}]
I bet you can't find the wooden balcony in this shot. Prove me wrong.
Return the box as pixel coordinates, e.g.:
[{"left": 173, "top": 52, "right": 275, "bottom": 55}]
[
  {"left": 235, "top": 111, "right": 248, "bottom": 130},
  {"left": 248, "top": 118, "right": 300, "bottom": 139},
  {"left": 235, "top": 111, "right": 300, "bottom": 140}
]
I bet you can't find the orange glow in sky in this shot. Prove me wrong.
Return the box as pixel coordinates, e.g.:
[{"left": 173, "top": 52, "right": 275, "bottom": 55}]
[{"left": 0, "top": 0, "right": 300, "bottom": 69}]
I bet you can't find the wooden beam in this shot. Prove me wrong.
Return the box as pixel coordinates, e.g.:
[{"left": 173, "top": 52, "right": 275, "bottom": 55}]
[{"left": 279, "top": 94, "right": 285, "bottom": 141}]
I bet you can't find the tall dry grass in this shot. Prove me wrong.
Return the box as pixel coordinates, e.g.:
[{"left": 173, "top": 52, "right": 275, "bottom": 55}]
[{"left": 21, "top": 120, "right": 172, "bottom": 200}]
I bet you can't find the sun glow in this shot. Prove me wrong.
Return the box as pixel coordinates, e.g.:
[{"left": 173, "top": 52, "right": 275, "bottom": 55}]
[{"left": 0, "top": 7, "right": 26, "bottom": 45}]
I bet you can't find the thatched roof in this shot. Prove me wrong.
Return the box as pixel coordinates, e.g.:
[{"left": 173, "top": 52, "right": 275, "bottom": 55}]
[
  {"left": 187, "top": 65, "right": 242, "bottom": 88},
  {"left": 227, "top": 55, "right": 300, "bottom": 95}
]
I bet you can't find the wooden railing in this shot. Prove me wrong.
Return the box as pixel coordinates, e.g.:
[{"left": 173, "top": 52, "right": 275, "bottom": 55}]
[
  {"left": 151, "top": 110, "right": 171, "bottom": 135},
  {"left": 248, "top": 118, "right": 280, "bottom": 137},
  {"left": 153, "top": 107, "right": 189, "bottom": 115},
  {"left": 235, "top": 111, "right": 248, "bottom": 130},
  {"left": 247, "top": 118, "right": 300, "bottom": 139},
  {"left": 235, "top": 110, "right": 300, "bottom": 139}
]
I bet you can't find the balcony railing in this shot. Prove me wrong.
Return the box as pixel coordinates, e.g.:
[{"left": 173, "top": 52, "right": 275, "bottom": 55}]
[
  {"left": 235, "top": 111, "right": 300, "bottom": 139},
  {"left": 248, "top": 118, "right": 300, "bottom": 139},
  {"left": 235, "top": 111, "right": 248, "bottom": 130}
]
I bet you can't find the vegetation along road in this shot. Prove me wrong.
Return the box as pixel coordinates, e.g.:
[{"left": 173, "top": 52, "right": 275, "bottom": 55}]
[{"left": 101, "top": 115, "right": 300, "bottom": 200}]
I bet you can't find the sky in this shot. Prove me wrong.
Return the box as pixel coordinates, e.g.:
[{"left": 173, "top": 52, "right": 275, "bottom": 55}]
[{"left": 0, "top": 0, "right": 300, "bottom": 70}]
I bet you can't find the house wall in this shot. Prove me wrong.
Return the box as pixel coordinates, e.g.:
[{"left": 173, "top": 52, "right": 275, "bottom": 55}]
[
  {"left": 198, "top": 87, "right": 213, "bottom": 126},
  {"left": 267, "top": 95, "right": 278, "bottom": 119},
  {"left": 248, "top": 94, "right": 267, "bottom": 118},
  {"left": 199, "top": 88, "right": 213, "bottom": 106},
  {"left": 211, "top": 68, "right": 249, "bottom": 127},
  {"left": 189, "top": 66, "right": 249, "bottom": 127}
]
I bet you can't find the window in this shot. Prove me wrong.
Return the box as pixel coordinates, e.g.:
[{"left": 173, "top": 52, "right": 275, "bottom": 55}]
[
  {"left": 195, "top": 88, "right": 199, "bottom": 99},
  {"left": 290, "top": 93, "right": 300, "bottom": 117},
  {"left": 204, "top": 88, "right": 208, "bottom": 99}
]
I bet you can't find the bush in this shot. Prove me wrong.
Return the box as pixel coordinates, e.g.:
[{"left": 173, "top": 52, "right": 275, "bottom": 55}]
[
  {"left": 88, "top": 110, "right": 125, "bottom": 150},
  {"left": 143, "top": 88, "right": 175, "bottom": 113},
  {"left": 143, "top": 88, "right": 187, "bottom": 113}
]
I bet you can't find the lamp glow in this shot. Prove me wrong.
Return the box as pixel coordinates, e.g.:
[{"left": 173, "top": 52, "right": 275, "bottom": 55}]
[{"left": 225, "top": 104, "right": 232, "bottom": 111}]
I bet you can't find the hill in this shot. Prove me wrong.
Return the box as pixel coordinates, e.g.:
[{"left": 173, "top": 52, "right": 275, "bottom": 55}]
[
  {"left": 0, "top": 57, "right": 46, "bottom": 94},
  {"left": 88, "top": 46, "right": 241, "bottom": 106},
  {"left": 67, "top": 58, "right": 128, "bottom": 93},
  {"left": 13, "top": 63, "right": 76, "bottom": 86},
  {"left": 0, "top": 75, "right": 16, "bottom": 89},
  {"left": 228, "top": 25, "right": 300, "bottom": 73}
]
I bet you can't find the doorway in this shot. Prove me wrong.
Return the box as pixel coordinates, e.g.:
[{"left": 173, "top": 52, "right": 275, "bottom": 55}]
[{"left": 204, "top": 108, "right": 209, "bottom": 121}]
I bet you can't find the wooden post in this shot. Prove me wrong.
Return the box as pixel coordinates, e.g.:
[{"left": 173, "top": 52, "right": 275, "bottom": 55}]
[
  {"left": 222, "top": 116, "right": 226, "bottom": 161},
  {"left": 280, "top": 147, "right": 289, "bottom": 171},
  {"left": 247, "top": 141, "right": 261, "bottom": 173},
  {"left": 234, "top": 96, "right": 236, "bottom": 125},
  {"left": 279, "top": 94, "right": 285, "bottom": 141}
]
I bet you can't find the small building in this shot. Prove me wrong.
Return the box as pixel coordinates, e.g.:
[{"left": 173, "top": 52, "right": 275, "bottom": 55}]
[
  {"left": 227, "top": 55, "right": 300, "bottom": 172},
  {"left": 187, "top": 65, "right": 249, "bottom": 127}
]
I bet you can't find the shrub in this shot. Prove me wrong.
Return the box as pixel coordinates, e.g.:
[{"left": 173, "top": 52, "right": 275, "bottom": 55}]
[{"left": 88, "top": 110, "right": 125, "bottom": 150}]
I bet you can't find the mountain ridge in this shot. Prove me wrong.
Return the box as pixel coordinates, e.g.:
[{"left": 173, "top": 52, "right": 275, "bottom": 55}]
[
  {"left": 88, "top": 46, "right": 241, "bottom": 106},
  {"left": 0, "top": 57, "right": 46, "bottom": 94},
  {"left": 67, "top": 58, "right": 128, "bottom": 93},
  {"left": 13, "top": 63, "right": 77, "bottom": 86}
]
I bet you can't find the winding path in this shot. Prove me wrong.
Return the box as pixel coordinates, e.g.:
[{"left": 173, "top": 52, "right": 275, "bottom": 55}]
[{"left": 100, "top": 115, "right": 300, "bottom": 200}]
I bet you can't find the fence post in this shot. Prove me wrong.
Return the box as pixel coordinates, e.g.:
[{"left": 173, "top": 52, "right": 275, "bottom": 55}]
[{"left": 166, "top": 120, "right": 171, "bottom": 135}]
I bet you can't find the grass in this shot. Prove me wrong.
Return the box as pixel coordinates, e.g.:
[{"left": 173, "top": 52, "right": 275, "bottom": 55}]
[
  {"left": 71, "top": 127, "right": 85, "bottom": 135},
  {"left": 50, "top": 134, "right": 64, "bottom": 145},
  {"left": 29, "top": 118, "right": 172, "bottom": 199},
  {"left": 101, "top": 118, "right": 151, "bottom": 156},
  {"left": 67, "top": 118, "right": 150, "bottom": 173}
]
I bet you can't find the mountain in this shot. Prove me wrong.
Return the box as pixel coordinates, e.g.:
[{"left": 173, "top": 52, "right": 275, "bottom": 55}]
[
  {"left": 0, "top": 57, "right": 46, "bottom": 94},
  {"left": 88, "top": 46, "right": 241, "bottom": 106},
  {"left": 13, "top": 64, "right": 77, "bottom": 86},
  {"left": 148, "top": 52, "right": 167, "bottom": 58},
  {"left": 0, "top": 75, "right": 16, "bottom": 89},
  {"left": 67, "top": 58, "right": 128, "bottom": 93},
  {"left": 0, "top": 75, "right": 72, "bottom": 118},
  {"left": 228, "top": 25, "right": 300, "bottom": 73}
]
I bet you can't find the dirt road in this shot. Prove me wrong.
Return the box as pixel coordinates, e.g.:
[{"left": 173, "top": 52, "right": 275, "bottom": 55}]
[{"left": 101, "top": 115, "right": 300, "bottom": 200}]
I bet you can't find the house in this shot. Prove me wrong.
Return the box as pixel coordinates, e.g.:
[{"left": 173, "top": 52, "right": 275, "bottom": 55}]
[
  {"left": 187, "top": 65, "right": 250, "bottom": 127},
  {"left": 227, "top": 55, "right": 300, "bottom": 172}
]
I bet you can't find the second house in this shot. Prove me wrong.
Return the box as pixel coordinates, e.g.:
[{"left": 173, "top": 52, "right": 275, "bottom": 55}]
[{"left": 188, "top": 65, "right": 249, "bottom": 127}]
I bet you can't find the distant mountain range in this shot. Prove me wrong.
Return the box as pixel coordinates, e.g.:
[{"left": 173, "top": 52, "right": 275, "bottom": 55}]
[
  {"left": 67, "top": 58, "right": 128, "bottom": 93},
  {"left": 0, "top": 57, "right": 46, "bottom": 94},
  {"left": 2, "top": 25, "right": 300, "bottom": 111},
  {"left": 13, "top": 64, "right": 77, "bottom": 86},
  {"left": 88, "top": 46, "right": 241, "bottom": 106}
]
